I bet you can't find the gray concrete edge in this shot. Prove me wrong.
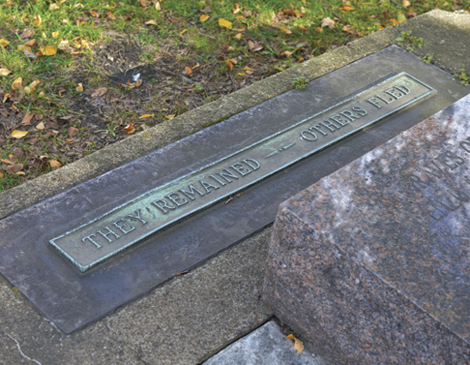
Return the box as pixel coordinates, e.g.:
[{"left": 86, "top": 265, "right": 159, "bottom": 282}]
[{"left": 1, "top": 9, "right": 470, "bottom": 365}]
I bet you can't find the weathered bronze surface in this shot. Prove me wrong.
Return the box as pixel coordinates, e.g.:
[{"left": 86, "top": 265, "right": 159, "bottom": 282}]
[{"left": 51, "top": 73, "right": 434, "bottom": 272}]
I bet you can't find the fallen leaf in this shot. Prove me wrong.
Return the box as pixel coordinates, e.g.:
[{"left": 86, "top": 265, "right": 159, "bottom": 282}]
[
  {"left": 284, "top": 334, "right": 304, "bottom": 354},
  {"left": 123, "top": 123, "right": 135, "bottom": 134},
  {"left": 3, "top": 93, "right": 10, "bottom": 103},
  {"left": 12, "top": 77, "right": 22, "bottom": 90},
  {"left": 89, "top": 10, "right": 99, "bottom": 17},
  {"left": 155, "top": 1, "right": 161, "bottom": 10},
  {"left": 32, "top": 14, "right": 42, "bottom": 26},
  {"left": 201, "top": 6, "right": 211, "bottom": 12},
  {"left": 21, "top": 111, "right": 34, "bottom": 125},
  {"left": 229, "top": 58, "right": 237, "bottom": 64},
  {"left": 248, "top": 40, "right": 263, "bottom": 52},
  {"left": 406, "top": 11, "right": 417, "bottom": 17},
  {"left": 219, "top": 18, "right": 232, "bottom": 29},
  {"left": 36, "top": 122, "right": 45, "bottom": 130},
  {"left": 0, "top": 68, "right": 11, "bottom": 76},
  {"left": 1, "top": 159, "right": 14, "bottom": 165},
  {"left": 192, "top": 63, "right": 200, "bottom": 69},
  {"left": 226, "top": 60, "right": 233, "bottom": 71},
  {"left": 314, "top": 26, "right": 323, "bottom": 33},
  {"left": 74, "top": 3, "right": 84, "bottom": 8},
  {"left": 397, "top": 12, "right": 407, "bottom": 22},
  {"left": 106, "top": 11, "right": 116, "bottom": 20},
  {"left": 283, "top": 9, "right": 294, "bottom": 16},
  {"left": 16, "top": 171, "right": 25, "bottom": 176},
  {"left": 0, "top": 39, "right": 10, "bottom": 47},
  {"left": 321, "top": 17, "right": 335, "bottom": 29},
  {"left": 146, "top": 19, "right": 157, "bottom": 25},
  {"left": 340, "top": 5, "right": 356, "bottom": 11},
  {"left": 69, "top": 126, "right": 79, "bottom": 137},
  {"left": 298, "top": 25, "right": 309, "bottom": 31},
  {"left": 7, "top": 164, "right": 23, "bottom": 174},
  {"left": 402, "top": 0, "right": 411, "bottom": 7},
  {"left": 280, "top": 26, "right": 292, "bottom": 34},
  {"left": 45, "top": 46, "right": 57, "bottom": 56},
  {"left": 91, "top": 87, "right": 107, "bottom": 98},
  {"left": 76, "top": 83, "right": 83, "bottom": 92},
  {"left": 232, "top": 4, "right": 241, "bottom": 14},
  {"left": 11, "top": 130, "right": 28, "bottom": 139},
  {"left": 242, "top": 66, "right": 253, "bottom": 71},
  {"left": 24, "top": 48, "right": 37, "bottom": 58},
  {"left": 49, "top": 3, "right": 60, "bottom": 10},
  {"left": 49, "top": 160, "right": 61, "bottom": 169},
  {"left": 0, "top": 172, "right": 3, "bottom": 178},
  {"left": 21, "top": 28, "right": 33, "bottom": 38},
  {"left": 200, "top": 14, "right": 210, "bottom": 22},
  {"left": 140, "top": 0, "right": 150, "bottom": 7},
  {"left": 140, "top": 114, "right": 154, "bottom": 119},
  {"left": 234, "top": 33, "right": 242, "bottom": 39},
  {"left": 165, "top": 114, "right": 176, "bottom": 119},
  {"left": 281, "top": 51, "right": 292, "bottom": 57},
  {"left": 25, "top": 39, "right": 36, "bottom": 46},
  {"left": 185, "top": 66, "right": 192, "bottom": 76}
]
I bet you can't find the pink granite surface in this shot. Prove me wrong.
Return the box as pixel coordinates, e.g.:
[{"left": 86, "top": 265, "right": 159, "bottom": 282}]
[{"left": 264, "top": 94, "right": 470, "bottom": 364}]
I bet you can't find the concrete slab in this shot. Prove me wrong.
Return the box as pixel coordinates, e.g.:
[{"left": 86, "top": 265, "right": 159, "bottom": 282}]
[{"left": 202, "top": 321, "right": 324, "bottom": 365}]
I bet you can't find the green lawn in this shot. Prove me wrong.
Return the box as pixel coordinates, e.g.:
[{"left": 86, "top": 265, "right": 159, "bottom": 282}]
[{"left": 0, "top": 0, "right": 469, "bottom": 192}]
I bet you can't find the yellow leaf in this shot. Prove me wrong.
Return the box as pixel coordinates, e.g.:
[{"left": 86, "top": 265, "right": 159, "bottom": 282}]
[
  {"left": 25, "top": 39, "right": 36, "bottom": 46},
  {"left": 123, "top": 123, "right": 136, "bottom": 134},
  {"left": 76, "top": 83, "right": 83, "bottom": 92},
  {"left": 281, "top": 51, "right": 292, "bottom": 57},
  {"left": 0, "top": 172, "right": 3, "bottom": 178},
  {"left": 155, "top": 1, "right": 161, "bottom": 10},
  {"left": 298, "top": 25, "right": 309, "bottom": 31},
  {"left": 242, "top": 66, "right": 253, "bottom": 71},
  {"left": 229, "top": 58, "right": 237, "bottom": 64},
  {"left": 219, "top": 18, "right": 232, "bottom": 29},
  {"left": 89, "top": 10, "right": 99, "bottom": 18},
  {"left": 106, "top": 12, "right": 116, "bottom": 20},
  {"left": 74, "top": 3, "right": 84, "bottom": 8},
  {"left": 397, "top": 12, "right": 407, "bottom": 22},
  {"left": 165, "top": 114, "right": 176, "bottom": 119},
  {"left": 234, "top": 33, "right": 242, "bottom": 39},
  {"left": 200, "top": 14, "right": 209, "bottom": 22},
  {"left": 284, "top": 334, "right": 304, "bottom": 354},
  {"left": 32, "top": 14, "right": 42, "bottom": 26},
  {"left": 402, "top": 0, "right": 411, "bottom": 7},
  {"left": 146, "top": 19, "right": 157, "bottom": 25},
  {"left": 340, "top": 5, "right": 356, "bottom": 11},
  {"left": 49, "top": 3, "right": 60, "bottom": 10},
  {"left": 11, "top": 130, "right": 28, "bottom": 139},
  {"left": 321, "top": 17, "right": 335, "bottom": 29},
  {"left": 280, "top": 26, "right": 292, "bottom": 34},
  {"left": 140, "top": 114, "right": 154, "bottom": 119},
  {"left": 0, "top": 39, "right": 10, "bottom": 47},
  {"left": 36, "top": 122, "right": 45, "bottom": 130},
  {"left": 51, "top": 31, "right": 59, "bottom": 39},
  {"left": 1, "top": 159, "right": 14, "bottom": 165},
  {"left": 314, "top": 26, "right": 323, "bottom": 33},
  {"left": 12, "top": 77, "right": 22, "bottom": 90},
  {"left": 0, "top": 68, "right": 12, "bottom": 76},
  {"left": 226, "top": 60, "right": 233, "bottom": 71},
  {"left": 45, "top": 46, "right": 57, "bottom": 56},
  {"left": 49, "top": 160, "right": 62, "bottom": 169},
  {"left": 192, "top": 62, "right": 200, "bottom": 69},
  {"left": 16, "top": 171, "right": 25, "bottom": 176},
  {"left": 185, "top": 66, "right": 192, "bottom": 75}
]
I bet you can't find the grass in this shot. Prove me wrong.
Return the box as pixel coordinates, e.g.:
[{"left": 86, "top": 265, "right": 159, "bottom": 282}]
[{"left": 1, "top": 0, "right": 469, "bottom": 192}]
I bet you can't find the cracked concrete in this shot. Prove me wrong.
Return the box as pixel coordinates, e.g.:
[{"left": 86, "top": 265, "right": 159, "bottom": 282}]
[{"left": 0, "top": 10, "right": 470, "bottom": 365}]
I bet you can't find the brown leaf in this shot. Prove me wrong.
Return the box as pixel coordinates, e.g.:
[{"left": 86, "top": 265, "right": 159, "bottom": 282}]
[
  {"left": 226, "top": 60, "right": 233, "bottom": 71},
  {"left": 123, "top": 123, "right": 135, "bottom": 134},
  {"left": 185, "top": 66, "right": 192, "bottom": 76},
  {"left": 76, "top": 83, "right": 84, "bottom": 92},
  {"left": 69, "top": 126, "right": 79, "bottom": 137},
  {"left": 49, "top": 160, "right": 62, "bottom": 169},
  {"left": 280, "top": 26, "right": 292, "bottom": 34},
  {"left": 89, "top": 10, "right": 99, "bottom": 17},
  {"left": 91, "top": 87, "right": 107, "bottom": 98},
  {"left": 283, "top": 9, "right": 294, "bottom": 16},
  {"left": 7, "top": 164, "right": 23, "bottom": 174},
  {"left": 11, "top": 77, "right": 22, "bottom": 90},
  {"left": 201, "top": 6, "right": 211, "bottom": 12},
  {"left": 140, "top": 0, "right": 150, "bottom": 7},
  {"left": 21, "top": 28, "right": 34, "bottom": 39},
  {"left": 248, "top": 40, "right": 263, "bottom": 52},
  {"left": 21, "top": 111, "right": 34, "bottom": 125},
  {"left": 284, "top": 334, "right": 304, "bottom": 354},
  {"left": 321, "top": 17, "right": 335, "bottom": 29}
]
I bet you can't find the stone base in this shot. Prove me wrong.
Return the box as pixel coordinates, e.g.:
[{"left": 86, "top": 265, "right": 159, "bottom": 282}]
[{"left": 264, "top": 94, "right": 470, "bottom": 364}]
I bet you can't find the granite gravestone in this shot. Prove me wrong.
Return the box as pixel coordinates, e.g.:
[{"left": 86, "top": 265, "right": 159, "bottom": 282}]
[
  {"left": 0, "top": 46, "right": 468, "bottom": 334},
  {"left": 264, "top": 94, "right": 470, "bottom": 364}
]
